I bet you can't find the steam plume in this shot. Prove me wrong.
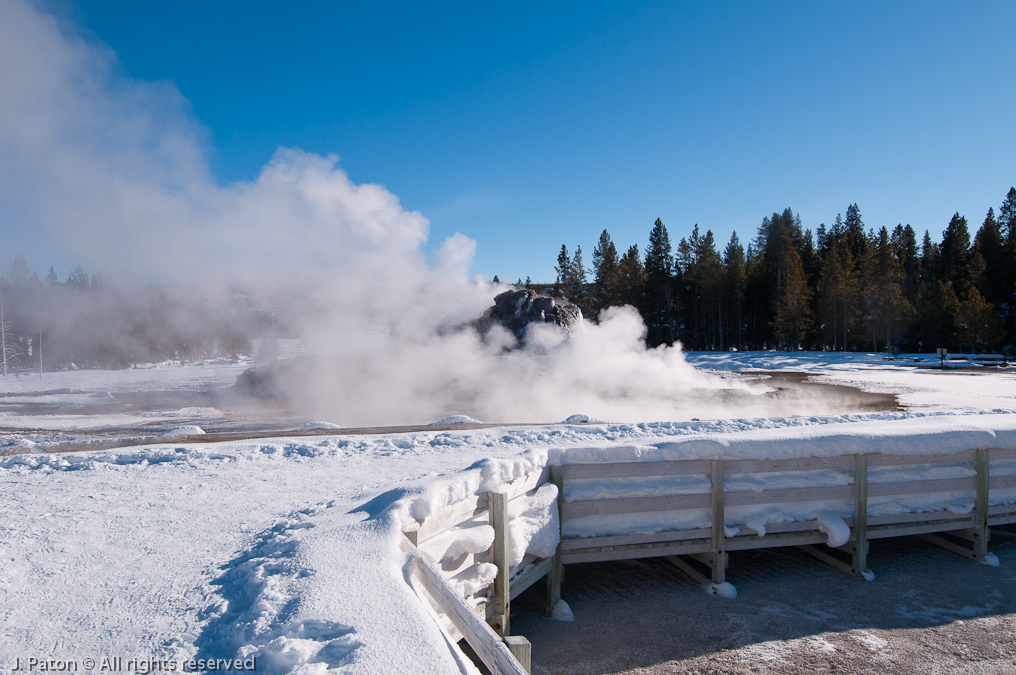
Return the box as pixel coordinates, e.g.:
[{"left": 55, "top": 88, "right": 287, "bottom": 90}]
[{"left": 0, "top": 1, "right": 766, "bottom": 425}]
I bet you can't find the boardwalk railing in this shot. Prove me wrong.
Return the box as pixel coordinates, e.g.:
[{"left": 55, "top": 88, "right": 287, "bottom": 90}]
[
  {"left": 556, "top": 448, "right": 1016, "bottom": 584},
  {"left": 401, "top": 464, "right": 555, "bottom": 673},
  {"left": 400, "top": 445, "right": 1016, "bottom": 672}
]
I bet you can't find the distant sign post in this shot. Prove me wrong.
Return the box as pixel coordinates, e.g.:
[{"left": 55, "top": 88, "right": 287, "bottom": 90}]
[{"left": 937, "top": 347, "right": 948, "bottom": 369}]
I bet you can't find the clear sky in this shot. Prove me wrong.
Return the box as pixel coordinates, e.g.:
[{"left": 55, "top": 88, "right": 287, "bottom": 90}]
[{"left": 9, "top": 1, "right": 1016, "bottom": 282}]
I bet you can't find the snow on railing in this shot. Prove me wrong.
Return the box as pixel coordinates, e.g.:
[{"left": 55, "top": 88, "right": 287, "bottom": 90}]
[{"left": 396, "top": 421, "right": 1016, "bottom": 671}]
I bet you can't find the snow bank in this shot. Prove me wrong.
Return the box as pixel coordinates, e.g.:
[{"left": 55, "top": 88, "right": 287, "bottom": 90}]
[
  {"left": 430, "top": 415, "right": 483, "bottom": 426},
  {"left": 158, "top": 425, "right": 206, "bottom": 439},
  {"left": 299, "top": 421, "right": 343, "bottom": 431}
]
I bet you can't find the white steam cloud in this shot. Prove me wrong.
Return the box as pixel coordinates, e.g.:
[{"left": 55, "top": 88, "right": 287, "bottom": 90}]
[{"left": 0, "top": 1, "right": 779, "bottom": 425}]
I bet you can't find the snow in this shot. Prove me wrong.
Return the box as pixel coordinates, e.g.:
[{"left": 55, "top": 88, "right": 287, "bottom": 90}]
[
  {"left": 549, "top": 599, "right": 574, "bottom": 622},
  {"left": 815, "top": 512, "right": 851, "bottom": 548},
  {"left": 507, "top": 483, "right": 560, "bottom": 568},
  {"left": 158, "top": 425, "right": 207, "bottom": 438},
  {"left": 430, "top": 415, "right": 483, "bottom": 425},
  {"left": 706, "top": 582, "right": 738, "bottom": 599},
  {"left": 3, "top": 352, "right": 1016, "bottom": 674},
  {"left": 300, "top": 422, "right": 344, "bottom": 431}
]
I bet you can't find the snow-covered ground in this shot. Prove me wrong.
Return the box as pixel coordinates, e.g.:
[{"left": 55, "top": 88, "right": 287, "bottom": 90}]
[{"left": 3, "top": 352, "right": 1016, "bottom": 674}]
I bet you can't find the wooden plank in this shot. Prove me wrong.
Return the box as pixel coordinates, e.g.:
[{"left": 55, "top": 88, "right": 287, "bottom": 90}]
[
  {"left": 436, "top": 551, "right": 487, "bottom": 579},
  {"left": 867, "top": 511, "right": 970, "bottom": 527},
  {"left": 725, "top": 531, "right": 830, "bottom": 551},
  {"left": 488, "top": 491, "right": 509, "bottom": 637},
  {"left": 710, "top": 460, "right": 726, "bottom": 584},
  {"left": 730, "top": 520, "right": 826, "bottom": 536},
  {"left": 563, "top": 459, "right": 711, "bottom": 480},
  {"left": 989, "top": 513, "right": 1016, "bottom": 526},
  {"left": 723, "top": 484, "right": 853, "bottom": 507},
  {"left": 724, "top": 455, "right": 854, "bottom": 475},
  {"left": 853, "top": 453, "right": 868, "bottom": 574},
  {"left": 866, "top": 519, "right": 976, "bottom": 540},
  {"left": 560, "top": 539, "right": 713, "bottom": 564},
  {"left": 664, "top": 555, "right": 711, "bottom": 586},
  {"left": 989, "top": 448, "right": 1016, "bottom": 461},
  {"left": 722, "top": 533, "right": 825, "bottom": 552},
  {"left": 408, "top": 553, "right": 529, "bottom": 675},
  {"left": 867, "top": 477, "right": 976, "bottom": 498},
  {"left": 561, "top": 492, "right": 711, "bottom": 519},
  {"left": 989, "top": 475, "right": 1016, "bottom": 490},
  {"left": 503, "top": 637, "right": 531, "bottom": 674},
  {"left": 417, "top": 494, "right": 487, "bottom": 544},
  {"left": 509, "top": 557, "right": 554, "bottom": 602},
  {"left": 547, "top": 465, "right": 564, "bottom": 614},
  {"left": 867, "top": 450, "right": 977, "bottom": 467},
  {"left": 917, "top": 533, "right": 978, "bottom": 561},
  {"left": 988, "top": 504, "right": 1016, "bottom": 516},
  {"left": 560, "top": 527, "right": 710, "bottom": 550},
  {"left": 798, "top": 545, "right": 859, "bottom": 578}
]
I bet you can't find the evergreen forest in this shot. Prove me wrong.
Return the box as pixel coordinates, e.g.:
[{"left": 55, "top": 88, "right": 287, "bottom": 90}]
[{"left": 545, "top": 187, "right": 1016, "bottom": 354}]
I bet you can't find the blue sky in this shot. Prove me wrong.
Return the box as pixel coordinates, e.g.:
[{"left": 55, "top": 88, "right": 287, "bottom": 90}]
[{"left": 18, "top": 1, "right": 1016, "bottom": 281}]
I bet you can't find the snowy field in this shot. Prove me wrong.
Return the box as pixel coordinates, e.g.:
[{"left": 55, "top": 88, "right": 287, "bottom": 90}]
[{"left": 3, "top": 352, "right": 1016, "bottom": 674}]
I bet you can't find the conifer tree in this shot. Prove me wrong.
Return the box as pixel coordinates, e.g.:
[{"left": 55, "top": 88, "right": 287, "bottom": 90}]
[
  {"left": 817, "top": 236, "right": 858, "bottom": 350},
  {"left": 939, "top": 213, "right": 971, "bottom": 288},
  {"left": 568, "top": 246, "right": 589, "bottom": 311},
  {"left": 591, "top": 230, "right": 621, "bottom": 318},
  {"left": 554, "top": 245, "right": 571, "bottom": 296},
  {"left": 723, "top": 232, "right": 745, "bottom": 350},
  {"left": 861, "top": 226, "right": 912, "bottom": 352},
  {"left": 643, "top": 218, "right": 675, "bottom": 345},
  {"left": 773, "top": 248, "right": 812, "bottom": 349},
  {"left": 618, "top": 245, "right": 644, "bottom": 310}
]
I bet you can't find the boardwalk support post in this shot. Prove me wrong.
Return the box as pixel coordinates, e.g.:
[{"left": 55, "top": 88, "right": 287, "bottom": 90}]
[
  {"left": 710, "top": 459, "right": 726, "bottom": 584},
  {"left": 546, "top": 465, "right": 564, "bottom": 615},
  {"left": 852, "top": 453, "right": 870, "bottom": 577},
  {"left": 489, "top": 491, "right": 510, "bottom": 636},
  {"left": 504, "top": 636, "right": 531, "bottom": 674},
  {"left": 974, "top": 448, "right": 990, "bottom": 560}
]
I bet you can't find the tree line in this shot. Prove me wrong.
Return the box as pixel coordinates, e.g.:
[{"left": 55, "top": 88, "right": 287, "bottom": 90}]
[
  {"left": 545, "top": 187, "right": 1016, "bottom": 354},
  {"left": 0, "top": 258, "right": 284, "bottom": 372}
]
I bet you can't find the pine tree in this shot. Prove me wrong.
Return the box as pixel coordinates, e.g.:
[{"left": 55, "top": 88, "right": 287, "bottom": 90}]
[
  {"left": 956, "top": 287, "right": 1003, "bottom": 352},
  {"left": 568, "top": 246, "right": 589, "bottom": 311},
  {"left": 1000, "top": 187, "right": 1016, "bottom": 246},
  {"left": 773, "top": 245, "right": 812, "bottom": 350},
  {"left": 618, "top": 245, "right": 644, "bottom": 309},
  {"left": 861, "top": 226, "right": 912, "bottom": 352},
  {"left": 723, "top": 232, "right": 745, "bottom": 350},
  {"left": 591, "top": 229, "right": 621, "bottom": 319},
  {"left": 554, "top": 245, "right": 571, "bottom": 296},
  {"left": 8, "top": 255, "right": 30, "bottom": 286},
  {"left": 643, "top": 218, "right": 675, "bottom": 346},
  {"left": 939, "top": 213, "right": 971, "bottom": 288},
  {"left": 817, "top": 236, "right": 858, "bottom": 350}
]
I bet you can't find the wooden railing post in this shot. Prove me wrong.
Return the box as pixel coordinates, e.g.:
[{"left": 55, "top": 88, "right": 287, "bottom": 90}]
[
  {"left": 489, "top": 491, "right": 510, "bottom": 636},
  {"left": 852, "top": 453, "right": 869, "bottom": 576},
  {"left": 547, "top": 465, "right": 564, "bottom": 614},
  {"left": 504, "top": 636, "right": 532, "bottom": 674},
  {"left": 710, "top": 459, "right": 726, "bottom": 584},
  {"left": 974, "top": 448, "right": 990, "bottom": 560}
]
